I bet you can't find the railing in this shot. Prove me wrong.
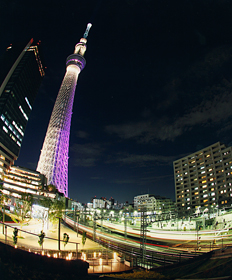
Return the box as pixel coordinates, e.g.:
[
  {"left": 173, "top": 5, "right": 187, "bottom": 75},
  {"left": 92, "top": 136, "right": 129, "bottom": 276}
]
[
  {"left": 63, "top": 214, "right": 201, "bottom": 269},
  {"left": 0, "top": 222, "right": 79, "bottom": 258},
  {"left": 0, "top": 222, "right": 131, "bottom": 273}
]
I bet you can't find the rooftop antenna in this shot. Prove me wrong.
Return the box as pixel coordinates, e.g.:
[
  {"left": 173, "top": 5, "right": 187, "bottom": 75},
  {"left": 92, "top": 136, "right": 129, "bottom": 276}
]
[{"left": 83, "top": 23, "right": 92, "bottom": 39}]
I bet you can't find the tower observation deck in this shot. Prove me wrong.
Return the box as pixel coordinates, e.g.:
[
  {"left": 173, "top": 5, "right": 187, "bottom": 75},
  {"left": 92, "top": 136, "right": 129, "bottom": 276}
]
[{"left": 37, "top": 23, "right": 92, "bottom": 197}]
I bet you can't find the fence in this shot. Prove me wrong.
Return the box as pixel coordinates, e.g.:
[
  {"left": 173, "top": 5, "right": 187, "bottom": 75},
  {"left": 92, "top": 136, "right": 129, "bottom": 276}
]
[{"left": 0, "top": 222, "right": 132, "bottom": 273}]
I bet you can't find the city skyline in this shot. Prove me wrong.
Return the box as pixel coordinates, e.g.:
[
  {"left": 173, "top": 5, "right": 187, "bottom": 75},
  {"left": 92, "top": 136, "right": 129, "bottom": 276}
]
[{"left": 2, "top": 0, "right": 232, "bottom": 203}]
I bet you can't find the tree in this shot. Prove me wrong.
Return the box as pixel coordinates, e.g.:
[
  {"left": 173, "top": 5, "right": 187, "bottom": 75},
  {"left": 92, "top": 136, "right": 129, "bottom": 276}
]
[
  {"left": 13, "top": 193, "right": 33, "bottom": 230},
  {"left": 82, "top": 231, "right": 87, "bottom": 247},
  {"left": 39, "top": 197, "right": 65, "bottom": 228},
  {"left": 38, "top": 230, "right": 45, "bottom": 249},
  {"left": 13, "top": 228, "right": 18, "bottom": 245},
  {"left": 63, "top": 232, "right": 69, "bottom": 247},
  {"left": 37, "top": 197, "right": 53, "bottom": 230},
  {"left": 47, "top": 184, "right": 57, "bottom": 192},
  {"left": 49, "top": 199, "right": 65, "bottom": 225}
]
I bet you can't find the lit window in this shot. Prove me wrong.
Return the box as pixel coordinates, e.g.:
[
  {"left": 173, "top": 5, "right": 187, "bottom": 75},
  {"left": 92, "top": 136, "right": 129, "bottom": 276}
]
[
  {"left": 3, "top": 126, "right": 8, "bottom": 133},
  {"left": 19, "top": 105, "right": 28, "bottom": 120},
  {"left": 25, "top": 97, "right": 32, "bottom": 110}
]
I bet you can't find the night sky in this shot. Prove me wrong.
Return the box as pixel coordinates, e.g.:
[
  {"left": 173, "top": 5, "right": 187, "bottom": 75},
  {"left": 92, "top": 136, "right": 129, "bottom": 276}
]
[{"left": 1, "top": 0, "right": 232, "bottom": 204}]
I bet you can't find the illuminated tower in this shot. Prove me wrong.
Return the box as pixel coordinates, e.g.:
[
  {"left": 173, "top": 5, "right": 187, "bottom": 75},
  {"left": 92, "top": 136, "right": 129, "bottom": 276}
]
[{"left": 37, "top": 23, "right": 92, "bottom": 197}]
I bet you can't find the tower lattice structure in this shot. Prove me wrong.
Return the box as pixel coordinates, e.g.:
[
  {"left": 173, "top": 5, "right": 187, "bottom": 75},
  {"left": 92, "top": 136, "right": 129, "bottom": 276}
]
[{"left": 37, "top": 24, "right": 92, "bottom": 197}]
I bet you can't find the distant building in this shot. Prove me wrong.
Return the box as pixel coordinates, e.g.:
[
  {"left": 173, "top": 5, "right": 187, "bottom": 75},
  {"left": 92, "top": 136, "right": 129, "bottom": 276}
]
[
  {"left": 174, "top": 142, "right": 232, "bottom": 214},
  {"left": 0, "top": 39, "right": 45, "bottom": 175},
  {"left": 87, "top": 202, "right": 93, "bottom": 209},
  {"left": 92, "top": 198, "right": 105, "bottom": 209},
  {"left": 92, "top": 197, "right": 112, "bottom": 209},
  {"left": 134, "top": 194, "right": 175, "bottom": 213},
  {"left": 67, "top": 200, "right": 83, "bottom": 211}
]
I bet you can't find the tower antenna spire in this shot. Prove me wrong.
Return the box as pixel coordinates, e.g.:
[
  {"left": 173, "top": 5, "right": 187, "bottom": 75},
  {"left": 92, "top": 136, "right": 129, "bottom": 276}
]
[{"left": 83, "top": 23, "right": 92, "bottom": 39}]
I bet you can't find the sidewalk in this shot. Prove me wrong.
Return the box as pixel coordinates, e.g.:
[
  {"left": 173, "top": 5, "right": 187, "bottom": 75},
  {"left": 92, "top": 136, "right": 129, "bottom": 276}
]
[
  {"left": 0, "top": 219, "right": 132, "bottom": 274},
  {"left": 0, "top": 219, "right": 103, "bottom": 251}
]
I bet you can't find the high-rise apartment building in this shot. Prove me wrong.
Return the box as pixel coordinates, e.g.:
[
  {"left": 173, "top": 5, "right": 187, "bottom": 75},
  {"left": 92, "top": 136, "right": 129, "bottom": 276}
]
[
  {"left": 0, "top": 39, "right": 45, "bottom": 175},
  {"left": 37, "top": 24, "right": 92, "bottom": 197},
  {"left": 174, "top": 142, "right": 232, "bottom": 214}
]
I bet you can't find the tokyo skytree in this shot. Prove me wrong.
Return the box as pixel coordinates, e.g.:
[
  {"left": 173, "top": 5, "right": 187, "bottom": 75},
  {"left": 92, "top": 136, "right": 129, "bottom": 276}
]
[{"left": 37, "top": 23, "right": 92, "bottom": 197}]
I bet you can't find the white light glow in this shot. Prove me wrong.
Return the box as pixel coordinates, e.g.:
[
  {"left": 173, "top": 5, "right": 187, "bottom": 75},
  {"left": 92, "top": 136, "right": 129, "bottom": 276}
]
[
  {"left": 25, "top": 97, "right": 32, "bottom": 110},
  {"left": 19, "top": 105, "right": 28, "bottom": 120}
]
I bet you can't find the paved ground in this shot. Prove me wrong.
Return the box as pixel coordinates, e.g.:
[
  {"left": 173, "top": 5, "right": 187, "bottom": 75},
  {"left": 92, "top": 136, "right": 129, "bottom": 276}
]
[
  {"left": 0, "top": 219, "right": 103, "bottom": 251},
  {"left": 0, "top": 219, "right": 131, "bottom": 274}
]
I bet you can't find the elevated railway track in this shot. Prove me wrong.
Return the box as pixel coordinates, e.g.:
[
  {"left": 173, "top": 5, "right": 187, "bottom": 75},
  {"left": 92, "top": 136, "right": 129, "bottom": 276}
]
[{"left": 63, "top": 214, "right": 201, "bottom": 267}]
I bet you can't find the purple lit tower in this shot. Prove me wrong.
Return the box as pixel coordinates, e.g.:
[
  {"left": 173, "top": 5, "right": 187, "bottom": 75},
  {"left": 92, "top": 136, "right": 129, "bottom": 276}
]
[{"left": 37, "top": 23, "right": 92, "bottom": 197}]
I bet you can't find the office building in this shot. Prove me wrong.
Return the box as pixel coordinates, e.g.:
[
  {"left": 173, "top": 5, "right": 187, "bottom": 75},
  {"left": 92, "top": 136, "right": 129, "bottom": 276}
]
[
  {"left": 174, "top": 142, "right": 232, "bottom": 214},
  {"left": 37, "top": 24, "right": 92, "bottom": 197},
  {"left": 0, "top": 39, "right": 45, "bottom": 176},
  {"left": 2, "top": 165, "right": 56, "bottom": 202}
]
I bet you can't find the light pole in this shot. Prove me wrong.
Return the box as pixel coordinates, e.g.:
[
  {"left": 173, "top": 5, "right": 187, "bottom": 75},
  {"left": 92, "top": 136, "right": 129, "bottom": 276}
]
[
  {"left": 124, "top": 214, "right": 127, "bottom": 239},
  {"left": 74, "top": 206, "right": 78, "bottom": 237},
  {"left": 100, "top": 208, "right": 104, "bottom": 232},
  {"left": 58, "top": 217, "right": 61, "bottom": 251},
  {"left": 196, "top": 226, "right": 201, "bottom": 251},
  {"left": 93, "top": 211, "right": 96, "bottom": 242}
]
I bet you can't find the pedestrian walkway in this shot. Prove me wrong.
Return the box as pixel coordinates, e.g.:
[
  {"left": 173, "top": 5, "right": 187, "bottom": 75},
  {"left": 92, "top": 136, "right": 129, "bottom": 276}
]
[
  {"left": 0, "top": 219, "right": 102, "bottom": 251},
  {"left": 0, "top": 219, "right": 132, "bottom": 274},
  {"left": 88, "top": 259, "right": 132, "bottom": 273}
]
